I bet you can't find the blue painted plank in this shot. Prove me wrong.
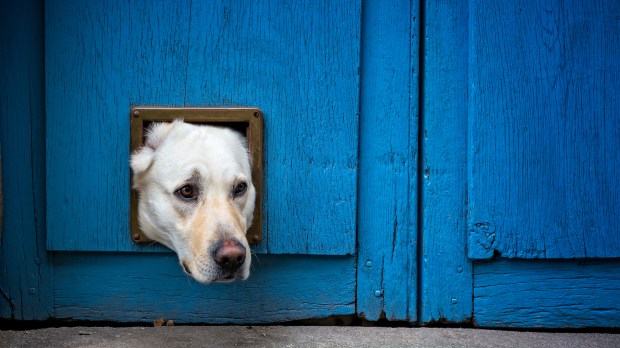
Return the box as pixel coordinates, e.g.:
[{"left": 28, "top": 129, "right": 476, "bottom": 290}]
[
  {"left": 467, "top": 0, "right": 620, "bottom": 258},
  {"left": 45, "top": 0, "right": 190, "bottom": 253},
  {"left": 356, "top": 0, "right": 418, "bottom": 322},
  {"left": 53, "top": 254, "right": 355, "bottom": 323},
  {"left": 0, "top": 0, "right": 53, "bottom": 320},
  {"left": 474, "top": 259, "right": 620, "bottom": 328},
  {"left": 45, "top": 0, "right": 361, "bottom": 255},
  {"left": 419, "top": 0, "right": 472, "bottom": 323}
]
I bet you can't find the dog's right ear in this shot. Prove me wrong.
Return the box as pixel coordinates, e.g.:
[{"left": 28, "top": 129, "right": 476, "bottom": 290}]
[{"left": 130, "top": 122, "right": 173, "bottom": 187}]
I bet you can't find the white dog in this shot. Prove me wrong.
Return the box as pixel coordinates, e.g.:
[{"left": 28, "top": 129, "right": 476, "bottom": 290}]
[{"left": 130, "top": 120, "right": 255, "bottom": 284}]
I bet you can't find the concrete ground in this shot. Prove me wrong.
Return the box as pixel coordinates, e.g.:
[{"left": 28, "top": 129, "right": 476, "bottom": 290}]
[{"left": 1, "top": 326, "right": 618, "bottom": 348}]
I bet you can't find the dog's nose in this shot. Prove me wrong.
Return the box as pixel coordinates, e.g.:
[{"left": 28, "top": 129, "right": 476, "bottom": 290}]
[{"left": 213, "top": 240, "right": 246, "bottom": 270}]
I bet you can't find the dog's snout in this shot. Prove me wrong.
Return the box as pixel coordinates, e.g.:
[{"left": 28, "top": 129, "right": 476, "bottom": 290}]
[{"left": 213, "top": 240, "right": 246, "bottom": 270}]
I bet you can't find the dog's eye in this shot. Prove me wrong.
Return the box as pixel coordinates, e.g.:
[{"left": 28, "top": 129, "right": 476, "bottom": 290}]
[
  {"left": 233, "top": 181, "right": 247, "bottom": 197},
  {"left": 175, "top": 184, "right": 197, "bottom": 200}
]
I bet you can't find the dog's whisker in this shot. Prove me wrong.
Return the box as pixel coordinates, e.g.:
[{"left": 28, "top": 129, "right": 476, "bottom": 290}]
[{"left": 251, "top": 253, "right": 261, "bottom": 266}]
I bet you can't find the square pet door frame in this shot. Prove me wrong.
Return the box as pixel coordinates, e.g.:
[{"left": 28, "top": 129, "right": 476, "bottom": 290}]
[{"left": 130, "top": 107, "right": 264, "bottom": 244}]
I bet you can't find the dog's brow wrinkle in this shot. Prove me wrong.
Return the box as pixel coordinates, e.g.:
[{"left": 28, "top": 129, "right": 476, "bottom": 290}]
[{"left": 190, "top": 165, "right": 210, "bottom": 182}]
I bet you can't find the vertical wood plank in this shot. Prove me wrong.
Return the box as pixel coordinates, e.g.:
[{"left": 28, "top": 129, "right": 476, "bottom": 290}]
[
  {"left": 0, "top": 0, "right": 53, "bottom": 320},
  {"left": 467, "top": 0, "right": 620, "bottom": 258},
  {"left": 357, "top": 0, "right": 418, "bottom": 321},
  {"left": 45, "top": 0, "right": 361, "bottom": 255},
  {"left": 420, "top": 0, "right": 472, "bottom": 323},
  {"left": 46, "top": 0, "right": 192, "bottom": 252}
]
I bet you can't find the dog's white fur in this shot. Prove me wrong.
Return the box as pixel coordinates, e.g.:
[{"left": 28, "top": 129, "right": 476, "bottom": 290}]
[{"left": 130, "top": 120, "right": 255, "bottom": 284}]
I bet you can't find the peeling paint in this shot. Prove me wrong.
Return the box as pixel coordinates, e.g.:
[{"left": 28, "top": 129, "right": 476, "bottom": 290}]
[{"left": 467, "top": 222, "right": 496, "bottom": 259}]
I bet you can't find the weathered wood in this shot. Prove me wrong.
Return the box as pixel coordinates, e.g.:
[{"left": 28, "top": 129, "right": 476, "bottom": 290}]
[
  {"left": 356, "top": 0, "right": 419, "bottom": 322},
  {"left": 0, "top": 0, "right": 53, "bottom": 320},
  {"left": 53, "top": 254, "right": 355, "bottom": 323},
  {"left": 420, "top": 0, "right": 472, "bottom": 323},
  {"left": 467, "top": 0, "right": 620, "bottom": 258},
  {"left": 45, "top": 0, "right": 361, "bottom": 255},
  {"left": 474, "top": 259, "right": 620, "bottom": 328}
]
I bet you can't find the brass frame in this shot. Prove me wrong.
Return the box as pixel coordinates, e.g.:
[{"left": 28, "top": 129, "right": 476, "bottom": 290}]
[{"left": 129, "top": 107, "right": 264, "bottom": 244}]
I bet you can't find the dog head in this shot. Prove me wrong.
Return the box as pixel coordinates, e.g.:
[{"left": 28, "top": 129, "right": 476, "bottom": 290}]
[{"left": 130, "top": 120, "right": 255, "bottom": 284}]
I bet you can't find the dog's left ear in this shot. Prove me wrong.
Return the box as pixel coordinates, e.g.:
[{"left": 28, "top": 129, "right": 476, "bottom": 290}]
[{"left": 130, "top": 122, "right": 174, "bottom": 188}]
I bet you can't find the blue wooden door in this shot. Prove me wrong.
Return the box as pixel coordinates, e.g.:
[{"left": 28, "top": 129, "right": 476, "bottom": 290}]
[
  {"left": 419, "top": 0, "right": 620, "bottom": 328},
  {"left": 466, "top": 0, "right": 620, "bottom": 327},
  {"left": 2, "top": 0, "right": 420, "bottom": 324},
  {"left": 42, "top": 0, "right": 362, "bottom": 322}
]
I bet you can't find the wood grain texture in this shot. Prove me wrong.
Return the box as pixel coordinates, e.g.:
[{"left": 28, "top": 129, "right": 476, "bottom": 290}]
[
  {"left": 419, "top": 0, "right": 472, "bottom": 323},
  {"left": 474, "top": 259, "right": 620, "bottom": 328},
  {"left": 53, "top": 254, "right": 355, "bottom": 323},
  {"left": 45, "top": 0, "right": 361, "bottom": 255},
  {"left": 0, "top": 0, "right": 53, "bottom": 320},
  {"left": 467, "top": 0, "right": 620, "bottom": 258},
  {"left": 356, "top": 0, "right": 418, "bottom": 322}
]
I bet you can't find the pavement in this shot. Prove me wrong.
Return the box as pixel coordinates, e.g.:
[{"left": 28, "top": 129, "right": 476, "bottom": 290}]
[{"left": 1, "top": 326, "right": 619, "bottom": 348}]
